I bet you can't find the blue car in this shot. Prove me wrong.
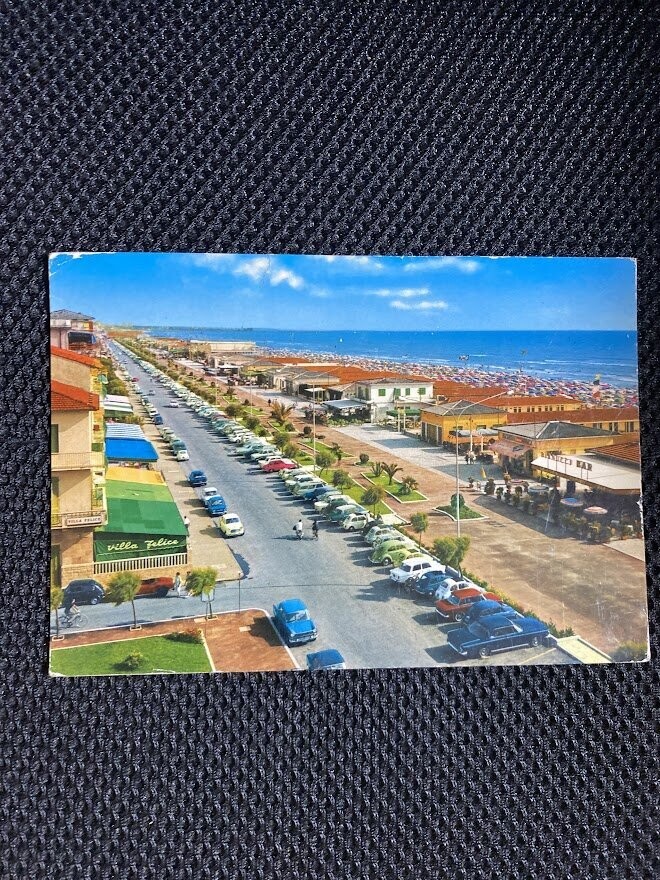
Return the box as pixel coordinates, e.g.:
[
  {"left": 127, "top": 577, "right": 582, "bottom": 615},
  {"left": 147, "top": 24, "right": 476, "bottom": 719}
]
[
  {"left": 463, "top": 598, "right": 521, "bottom": 625},
  {"left": 306, "top": 649, "right": 346, "bottom": 670},
  {"left": 446, "top": 613, "right": 549, "bottom": 660},
  {"left": 188, "top": 470, "right": 208, "bottom": 487},
  {"left": 414, "top": 571, "right": 454, "bottom": 598},
  {"left": 300, "top": 485, "right": 335, "bottom": 502},
  {"left": 205, "top": 494, "right": 227, "bottom": 516},
  {"left": 272, "top": 598, "right": 318, "bottom": 646}
]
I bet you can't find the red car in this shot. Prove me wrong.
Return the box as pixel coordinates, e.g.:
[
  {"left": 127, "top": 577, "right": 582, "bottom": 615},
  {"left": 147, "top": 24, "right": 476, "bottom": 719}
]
[
  {"left": 435, "top": 588, "right": 499, "bottom": 623},
  {"left": 261, "top": 458, "right": 297, "bottom": 472},
  {"left": 137, "top": 576, "right": 174, "bottom": 598}
]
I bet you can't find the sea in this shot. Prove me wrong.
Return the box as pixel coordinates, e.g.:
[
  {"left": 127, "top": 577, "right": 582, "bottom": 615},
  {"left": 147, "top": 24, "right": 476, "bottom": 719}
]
[{"left": 139, "top": 328, "right": 639, "bottom": 389}]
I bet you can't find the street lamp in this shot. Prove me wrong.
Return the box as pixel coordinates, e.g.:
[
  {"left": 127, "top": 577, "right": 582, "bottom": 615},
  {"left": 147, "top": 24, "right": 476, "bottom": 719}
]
[{"left": 453, "top": 392, "right": 514, "bottom": 537}]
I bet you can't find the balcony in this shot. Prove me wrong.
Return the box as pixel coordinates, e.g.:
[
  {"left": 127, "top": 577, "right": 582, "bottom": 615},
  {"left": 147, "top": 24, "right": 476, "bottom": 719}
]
[
  {"left": 51, "top": 450, "right": 105, "bottom": 471},
  {"left": 51, "top": 498, "right": 107, "bottom": 529}
]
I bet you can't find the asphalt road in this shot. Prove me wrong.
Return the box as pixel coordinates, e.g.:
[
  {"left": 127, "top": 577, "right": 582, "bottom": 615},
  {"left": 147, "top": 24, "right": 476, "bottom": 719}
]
[{"left": 55, "top": 347, "right": 575, "bottom": 669}]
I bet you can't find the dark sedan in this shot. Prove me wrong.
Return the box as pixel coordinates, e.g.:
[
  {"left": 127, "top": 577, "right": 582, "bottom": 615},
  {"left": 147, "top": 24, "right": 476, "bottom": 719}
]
[
  {"left": 446, "top": 613, "right": 549, "bottom": 659},
  {"left": 63, "top": 578, "right": 105, "bottom": 606}
]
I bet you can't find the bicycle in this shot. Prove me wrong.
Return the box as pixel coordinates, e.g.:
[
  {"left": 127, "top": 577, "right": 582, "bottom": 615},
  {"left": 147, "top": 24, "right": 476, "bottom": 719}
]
[{"left": 59, "top": 611, "right": 89, "bottom": 629}]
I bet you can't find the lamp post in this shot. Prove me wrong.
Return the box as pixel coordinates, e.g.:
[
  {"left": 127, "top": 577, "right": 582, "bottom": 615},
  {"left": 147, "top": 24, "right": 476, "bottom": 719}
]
[{"left": 453, "top": 392, "right": 514, "bottom": 537}]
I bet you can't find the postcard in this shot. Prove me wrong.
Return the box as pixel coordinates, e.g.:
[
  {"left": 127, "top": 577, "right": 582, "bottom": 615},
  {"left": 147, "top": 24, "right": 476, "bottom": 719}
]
[{"left": 48, "top": 253, "right": 649, "bottom": 675}]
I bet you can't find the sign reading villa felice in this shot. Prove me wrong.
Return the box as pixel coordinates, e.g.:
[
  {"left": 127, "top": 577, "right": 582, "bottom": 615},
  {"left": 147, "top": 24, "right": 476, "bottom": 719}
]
[
  {"left": 65, "top": 513, "right": 105, "bottom": 527},
  {"left": 93, "top": 533, "right": 186, "bottom": 561}
]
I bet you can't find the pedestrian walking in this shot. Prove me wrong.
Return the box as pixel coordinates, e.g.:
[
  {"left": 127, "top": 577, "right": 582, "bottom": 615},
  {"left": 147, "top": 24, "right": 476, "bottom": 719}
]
[
  {"left": 183, "top": 515, "right": 190, "bottom": 534},
  {"left": 312, "top": 520, "right": 319, "bottom": 540},
  {"left": 294, "top": 519, "right": 303, "bottom": 540},
  {"left": 174, "top": 572, "right": 184, "bottom": 597}
]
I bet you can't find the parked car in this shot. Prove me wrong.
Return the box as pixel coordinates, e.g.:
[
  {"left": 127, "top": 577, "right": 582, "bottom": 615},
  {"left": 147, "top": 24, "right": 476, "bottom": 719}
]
[
  {"left": 200, "top": 486, "right": 218, "bottom": 501},
  {"left": 342, "top": 512, "right": 375, "bottom": 531},
  {"left": 434, "top": 577, "right": 485, "bottom": 602},
  {"left": 369, "top": 541, "right": 417, "bottom": 566},
  {"left": 314, "top": 493, "right": 352, "bottom": 513},
  {"left": 306, "top": 649, "right": 346, "bottom": 671},
  {"left": 262, "top": 458, "right": 297, "bottom": 472},
  {"left": 292, "top": 479, "right": 326, "bottom": 497},
  {"left": 63, "top": 578, "right": 105, "bottom": 606},
  {"left": 205, "top": 494, "right": 227, "bottom": 516},
  {"left": 272, "top": 599, "right": 318, "bottom": 646},
  {"left": 137, "top": 576, "right": 174, "bottom": 598},
  {"left": 371, "top": 529, "right": 407, "bottom": 548},
  {"left": 217, "top": 513, "right": 245, "bottom": 537},
  {"left": 153, "top": 414, "right": 164, "bottom": 425},
  {"left": 446, "top": 613, "right": 550, "bottom": 659},
  {"left": 435, "top": 588, "right": 500, "bottom": 623},
  {"left": 299, "top": 484, "right": 334, "bottom": 501},
  {"left": 285, "top": 474, "right": 319, "bottom": 490},
  {"left": 176, "top": 449, "right": 190, "bottom": 461},
  {"left": 327, "top": 504, "right": 367, "bottom": 524},
  {"left": 463, "top": 598, "right": 522, "bottom": 625},
  {"left": 414, "top": 571, "right": 458, "bottom": 599},
  {"left": 390, "top": 556, "right": 445, "bottom": 586},
  {"left": 188, "top": 469, "right": 208, "bottom": 487},
  {"left": 279, "top": 467, "right": 308, "bottom": 481}
]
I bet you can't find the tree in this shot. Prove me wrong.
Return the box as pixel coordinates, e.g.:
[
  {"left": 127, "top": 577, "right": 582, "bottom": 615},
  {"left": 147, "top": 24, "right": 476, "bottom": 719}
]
[
  {"left": 273, "top": 429, "right": 291, "bottom": 450},
  {"left": 244, "top": 415, "right": 260, "bottom": 431},
  {"left": 330, "top": 443, "right": 344, "bottom": 464},
  {"left": 271, "top": 402, "right": 295, "bottom": 425},
  {"left": 106, "top": 571, "right": 142, "bottom": 630},
  {"left": 332, "top": 469, "right": 352, "bottom": 490},
  {"left": 361, "top": 485, "right": 385, "bottom": 515},
  {"left": 282, "top": 442, "right": 298, "bottom": 460},
  {"left": 410, "top": 512, "right": 429, "bottom": 548},
  {"left": 224, "top": 402, "right": 243, "bottom": 418},
  {"left": 50, "top": 585, "right": 64, "bottom": 639},
  {"left": 185, "top": 567, "right": 219, "bottom": 619},
  {"left": 382, "top": 462, "right": 402, "bottom": 485},
  {"left": 400, "top": 475, "right": 419, "bottom": 496},
  {"left": 432, "top": 536, "right": 471, "bottom": 572},
  {"left": 315, "top": 451, "right": 334, "bottom": 475}
]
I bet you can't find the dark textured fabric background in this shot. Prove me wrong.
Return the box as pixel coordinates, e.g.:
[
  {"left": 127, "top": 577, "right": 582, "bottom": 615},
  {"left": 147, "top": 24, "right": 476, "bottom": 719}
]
[{"left": 1, "top": 2, "right": 658, "bottom": 878}]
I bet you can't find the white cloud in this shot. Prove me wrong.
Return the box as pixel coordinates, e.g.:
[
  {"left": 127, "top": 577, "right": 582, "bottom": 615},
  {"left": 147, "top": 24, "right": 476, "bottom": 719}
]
[
  {"left": 188, "top": 253, "right": 236, "bottom": 270},
  {"left": 372, "top": 287, "right": 430, "bottom": 299},
  {"left": 314, "top": 254, "right": 384, "bottom": 271},
  {"left": 270, "top": 267, "right": 304, "bottom": 289},
  {"left": 403, "top": 257, "right": 480, "bottom": 274},
  {"left": 309, "top": 287, "right": 331, "bottom": 298},
  {"left": 390, "top": 299, "right": 449, "bottom": 311},
  {"left": 233, "top": 256, "right": 271, "bottom": 282}
]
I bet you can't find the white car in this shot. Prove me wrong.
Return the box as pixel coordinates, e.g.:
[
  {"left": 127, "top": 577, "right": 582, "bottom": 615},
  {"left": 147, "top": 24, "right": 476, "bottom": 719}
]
[
  {"left": 389, "top": 557, "right": 446, "bottom": 585},
  {"left": 168, "top": 401, "right": 180, "bottom": 408},
  {"left": 200, "top": 486, "right": 218, "bottom": 501},
  {"left": 342, "top": 512, "right": 375, "bottom": 531},
  {"left": 217, "top": 513, "right": 245, "bottom": 537},
  {"left": 434, "top": 578, "right": 484, "bottom": 601},
  {"left": 175, "top": 449, "right": 190, "bottom": 461},
  {"left": 364, "top": 525, "right": 398, "bottom": 544}
]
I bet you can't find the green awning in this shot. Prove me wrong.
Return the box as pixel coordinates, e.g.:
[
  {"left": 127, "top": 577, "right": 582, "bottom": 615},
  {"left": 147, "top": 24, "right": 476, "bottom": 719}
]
[
  {"left": 94, "top": 478, "right": 187, "bottom": 561},
  {"left": 386, "top": 408, "right": 421, "bottom": 416}
]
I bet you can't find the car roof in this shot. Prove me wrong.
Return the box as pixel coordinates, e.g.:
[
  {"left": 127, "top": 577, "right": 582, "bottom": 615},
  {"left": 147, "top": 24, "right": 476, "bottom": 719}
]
[
  {"left": 307, "top": 649, "right": 345, "bottom": 669},
  {"left": 279, "top": 598, "right": 307, "bottom": 613},
  {"left": 446, "top": 587, "right": 482, "bottom": 599}
]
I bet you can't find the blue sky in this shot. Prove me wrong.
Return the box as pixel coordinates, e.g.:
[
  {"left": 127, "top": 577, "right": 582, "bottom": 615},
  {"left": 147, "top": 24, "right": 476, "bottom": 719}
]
[{"left": 48, "top": 253, "right": 637, "bottom": 331}]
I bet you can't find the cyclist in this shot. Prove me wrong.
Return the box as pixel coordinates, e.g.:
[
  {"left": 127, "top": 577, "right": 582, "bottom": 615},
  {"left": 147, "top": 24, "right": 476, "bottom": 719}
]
[{"left": 63, "top": 599, "right": 80, "bottom": 623}]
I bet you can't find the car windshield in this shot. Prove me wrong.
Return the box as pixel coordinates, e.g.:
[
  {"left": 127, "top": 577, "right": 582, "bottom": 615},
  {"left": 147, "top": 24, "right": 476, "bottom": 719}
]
[
  {"left": 446, "top": 595, "right": 460, "bottom": 606},
  {"left": 285, "top": 610, "right": 309, "bottom": 622},
  {"left": 469, "top": 623, "right": 489, "bottom": 638},
  {"left": 226, "top": 517, "right": 239, "bottom": 524}
]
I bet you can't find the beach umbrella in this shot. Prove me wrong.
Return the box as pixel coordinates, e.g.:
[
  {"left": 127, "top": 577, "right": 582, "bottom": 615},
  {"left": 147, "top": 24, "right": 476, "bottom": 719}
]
[
  {"left": 584, "top": 506, "right": 608, "bottom": 516},
  {"left": 560, "top": 497, "right": 584, "bottom": 508}
]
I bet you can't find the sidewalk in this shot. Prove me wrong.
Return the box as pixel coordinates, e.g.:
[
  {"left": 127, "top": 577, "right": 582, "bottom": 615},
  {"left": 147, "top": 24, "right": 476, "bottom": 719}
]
[{"left": 50, "top": 609, "right": 297, "bottom": 673}]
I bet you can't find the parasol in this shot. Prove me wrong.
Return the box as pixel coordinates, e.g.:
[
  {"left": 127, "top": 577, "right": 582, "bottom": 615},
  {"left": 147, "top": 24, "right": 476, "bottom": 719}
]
[
  {"left": 560, "top": 497, "right": 584, "bottom": 508},
  {"left": 584, "top": 506, "right": 609, "bottom": 516}
]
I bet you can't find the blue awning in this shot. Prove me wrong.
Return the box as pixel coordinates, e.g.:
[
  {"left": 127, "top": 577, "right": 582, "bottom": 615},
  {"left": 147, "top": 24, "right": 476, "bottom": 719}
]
[{"left": 105, "top": 438, "right": 158, "bottom": 462}]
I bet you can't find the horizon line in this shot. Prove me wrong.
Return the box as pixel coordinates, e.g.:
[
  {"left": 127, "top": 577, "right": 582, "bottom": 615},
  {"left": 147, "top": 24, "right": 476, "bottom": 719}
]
[{"left": 110, "top": 324, "right": 637, "bottom": 333}]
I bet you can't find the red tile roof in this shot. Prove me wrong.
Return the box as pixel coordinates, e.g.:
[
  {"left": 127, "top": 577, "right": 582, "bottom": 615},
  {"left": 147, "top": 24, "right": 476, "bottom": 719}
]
[
  {"left": 588, "top": 442, "right": 641, "bottom": 464},
  {"left": 51, "top": 380, "right": 99, "bottom": 411},
  {"left": 51, "top": 346, "right": 101, "bottom": 368},
  {"left": 504, "top": 406, "right": 639, "bottom": 425},
  {"left": 490, "top": 395, "right": 581, "bottom": 407}
]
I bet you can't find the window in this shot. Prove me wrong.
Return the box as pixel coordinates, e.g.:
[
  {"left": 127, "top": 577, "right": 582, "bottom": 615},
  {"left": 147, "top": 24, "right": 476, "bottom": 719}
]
[
  {"left": 51, "top": 424, "right": 59, "bottom": 453},
  {"left": 405, "top": 388, "right": 411, "bottom": 396},
  {"left": 417, "top": 387, "right": 426, "bottom": 396},
  {"left": 393, "top": 388, "right": 401, "bottom": 397},
  {"left": 625, "top": 421, "right": 635, "bottom": 432},
  {"left": 378, "top": 388, "right": 387, "bottom": 397}
]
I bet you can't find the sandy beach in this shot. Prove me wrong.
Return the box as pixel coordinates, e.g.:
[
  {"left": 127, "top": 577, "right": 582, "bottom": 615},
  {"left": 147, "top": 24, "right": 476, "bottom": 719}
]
[{"left": 253, "top": 346, "right": 638, "bottom": 407}]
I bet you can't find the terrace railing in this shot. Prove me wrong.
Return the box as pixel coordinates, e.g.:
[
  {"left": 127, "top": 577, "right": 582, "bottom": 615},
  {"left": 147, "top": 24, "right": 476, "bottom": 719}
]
[{"left": 93, "top": 552, "right": 188, "bottom": 575}]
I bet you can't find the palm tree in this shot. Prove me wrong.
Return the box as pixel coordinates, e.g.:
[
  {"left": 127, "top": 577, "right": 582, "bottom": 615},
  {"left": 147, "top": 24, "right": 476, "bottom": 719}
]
[
  {"left": 361, "top": 485, "right": 385, "bottom": 515},
  {"left": 400, "top": 475, "right": 419, "bottom": 496},
  {"left": 50, "top": 585, "right": 64, "bottom": 639},
  {"left": 409, "top": 512, "right": 428, "bottom": 548},
  {"left": 106, "top": 571, "right": 142, "bottom": 629},
  {"left": 330, "top": 443, "right": 344, "bottom": 465},
  {"left": 382, "top": 462, "right": 402, "bottom": 485},
  {"left": 370, "top": 461, "right": 384, "bottom": 477},
  {"left": 271, "top": 402, "right": 295, "bottom": 425},
  {"left": 185, "top": 567, "right": 219, "bottom": 619}
]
